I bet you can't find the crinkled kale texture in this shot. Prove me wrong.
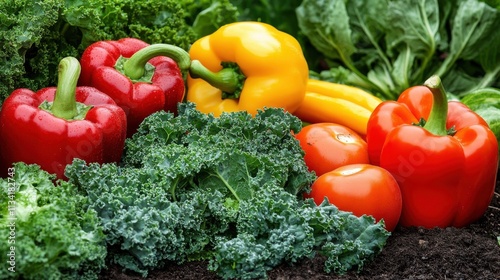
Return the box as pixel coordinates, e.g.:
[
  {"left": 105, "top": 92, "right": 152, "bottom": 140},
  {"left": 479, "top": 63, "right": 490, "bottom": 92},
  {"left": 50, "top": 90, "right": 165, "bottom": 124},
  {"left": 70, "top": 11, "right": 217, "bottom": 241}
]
[
  {"left": 210, "top": 188, "right": 391, "bottom": 279},
  {"left": 65, "top": 103, "right": 390, "bottom": 279},
  {"left": 0, "top": 163, "right": 107, "bottom": 280}
]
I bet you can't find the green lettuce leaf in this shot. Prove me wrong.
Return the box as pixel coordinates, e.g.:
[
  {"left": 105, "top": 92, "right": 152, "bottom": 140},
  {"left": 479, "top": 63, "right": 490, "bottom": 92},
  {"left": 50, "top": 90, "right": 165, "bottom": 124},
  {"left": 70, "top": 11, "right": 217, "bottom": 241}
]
[{"left": 297, "top": 0, "right": 500, "bottom": 99}]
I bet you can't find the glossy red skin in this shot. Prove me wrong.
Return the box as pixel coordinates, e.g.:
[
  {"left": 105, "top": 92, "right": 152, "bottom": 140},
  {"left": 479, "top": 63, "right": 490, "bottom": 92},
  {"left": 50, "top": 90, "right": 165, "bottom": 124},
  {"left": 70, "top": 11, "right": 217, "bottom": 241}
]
[
  {"left": 0, "top": 87, "right": 127, "bottom": 180},
  {"left": 295, "top": 123, "right": 369, "bottom": 177},
  {"left": 306, "top": 164, "right": 402, "bottom": 231},
  {"left": 366, "top": 86, "right": 498, "bottom": 228},
  {"left": 79, "top": 38, "right": 185, "bottom": 137}
]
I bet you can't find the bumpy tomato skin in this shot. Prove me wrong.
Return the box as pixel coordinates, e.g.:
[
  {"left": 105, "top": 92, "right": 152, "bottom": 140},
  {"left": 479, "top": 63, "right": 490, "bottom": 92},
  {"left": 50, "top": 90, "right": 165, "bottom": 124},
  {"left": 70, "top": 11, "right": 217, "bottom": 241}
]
[
  {"left": 306, "top": 164, "right": 402, "bottom": 231},
  {"left": 295, "top": 123, "right": 369, "bottom": 177}
]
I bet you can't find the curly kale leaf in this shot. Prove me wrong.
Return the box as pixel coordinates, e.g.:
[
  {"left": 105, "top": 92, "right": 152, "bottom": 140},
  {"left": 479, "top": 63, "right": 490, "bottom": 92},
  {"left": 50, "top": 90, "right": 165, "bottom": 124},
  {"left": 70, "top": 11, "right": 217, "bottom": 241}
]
[
  {"left": 209, "top": 188, "right": 390, "bottom": 279},
  {"left": 0, "top": 0, "right": 70, "bottom": 104},
  {"left": 66, "top": 103, "right": 389, "bottom": 278},
  {"left": 66, "top": 159, "right": 235, "bottom": 276},
  {"left": 124, "top": 102, "right": 312, "bottom": 196},
  {"left": 66, "top": 103, "right": 314, "bottom": 275},
  {"left": 63, "top": 0, "right": 200, "bottom": 48},
  {"left": 0, "top": 163, "right": 106, "bottom": 280},
  {"left": 63, "top": 0, "right": 240, "bottom": 49}
]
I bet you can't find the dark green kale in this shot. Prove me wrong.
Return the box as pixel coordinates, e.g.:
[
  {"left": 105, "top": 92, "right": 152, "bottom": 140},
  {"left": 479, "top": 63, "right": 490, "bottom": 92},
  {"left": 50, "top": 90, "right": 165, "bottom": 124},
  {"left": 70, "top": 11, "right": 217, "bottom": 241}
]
[
  {"left": 210, "top": 188, "right": 389, "bottom": 279},
  {"left": 0, "top": 0, "right": 73, "bottom": 105}
]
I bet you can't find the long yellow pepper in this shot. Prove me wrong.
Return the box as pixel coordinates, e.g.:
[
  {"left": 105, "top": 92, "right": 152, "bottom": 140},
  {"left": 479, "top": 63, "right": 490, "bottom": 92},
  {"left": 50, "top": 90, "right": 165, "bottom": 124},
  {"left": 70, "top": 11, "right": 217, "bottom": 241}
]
[
  {"left": 186, "top": 21, "right": 309, "bottom": 117},
  {"left": 293, "top": 79, "right": 382, "bottom": 136}
]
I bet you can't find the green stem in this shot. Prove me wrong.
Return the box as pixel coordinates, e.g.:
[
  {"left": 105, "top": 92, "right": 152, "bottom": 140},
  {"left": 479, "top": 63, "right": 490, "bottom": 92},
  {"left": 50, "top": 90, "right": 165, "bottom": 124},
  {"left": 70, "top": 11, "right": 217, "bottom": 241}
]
[
  {"left": 345, "top": 58, "right": 392, "bottom": 99},
  {"left": 316, "top": 30, "right": 389, "bottom": 98},
  {"left": 413, "top": 0, "right": 436, "bottom": 84},
  {"left": 123, "top": 44, "right": 192, "bottom": 80},
  {"left": 434, "top": 53, "right": 457, "bottom": 78},
  {"left": 189, "top": 60, "right": 243, "bottom": 97},
  {"left": 423, "top": 75, "right": 448, "bottom": 136},
  {"left": 473, "top": 66, "right": 500, "bottom": 91},
  {"left": 353, "top": 9, "right": 392, "bottom": 72},
  {"left": 51, "top": 57, "right": 80, "bottom": 119}
]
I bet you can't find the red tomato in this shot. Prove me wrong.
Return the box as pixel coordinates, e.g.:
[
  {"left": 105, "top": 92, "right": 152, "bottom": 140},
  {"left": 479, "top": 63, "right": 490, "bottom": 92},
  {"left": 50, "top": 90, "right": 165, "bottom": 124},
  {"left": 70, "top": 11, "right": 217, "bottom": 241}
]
[
  {"left": 295, "top": 123, "right": 369, "bottom": 176},
  {"left": 306, "top": 164, "right": 402, "bottom": 231}
]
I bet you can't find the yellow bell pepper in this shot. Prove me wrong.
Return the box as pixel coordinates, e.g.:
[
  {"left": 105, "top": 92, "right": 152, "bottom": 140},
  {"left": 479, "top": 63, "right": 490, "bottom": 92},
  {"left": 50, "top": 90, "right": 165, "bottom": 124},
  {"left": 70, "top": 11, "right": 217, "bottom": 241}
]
[
  {"left": 186, "top": 21, "right": 309, "bottom": 117},
  {"left": 293, "top": 79, "right": 383, "bottom": 136}
]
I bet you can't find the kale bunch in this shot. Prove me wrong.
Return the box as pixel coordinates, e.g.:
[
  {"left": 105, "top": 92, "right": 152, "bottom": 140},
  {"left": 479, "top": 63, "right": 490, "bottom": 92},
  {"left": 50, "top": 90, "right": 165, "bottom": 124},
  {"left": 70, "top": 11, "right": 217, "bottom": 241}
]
[
  {"left": 66, "top": 103, "right": 390, "bottom": 278},
  {"left": 0, "top": 163, "right": 107, "bottom": 280}
]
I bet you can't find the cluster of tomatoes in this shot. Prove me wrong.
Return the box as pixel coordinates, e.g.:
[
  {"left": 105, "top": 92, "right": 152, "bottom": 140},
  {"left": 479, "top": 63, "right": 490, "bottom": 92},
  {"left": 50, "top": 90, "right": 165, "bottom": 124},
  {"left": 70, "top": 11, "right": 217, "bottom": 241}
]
[{"left": 295, "top": 123, "right": 402, "bottom": 232}]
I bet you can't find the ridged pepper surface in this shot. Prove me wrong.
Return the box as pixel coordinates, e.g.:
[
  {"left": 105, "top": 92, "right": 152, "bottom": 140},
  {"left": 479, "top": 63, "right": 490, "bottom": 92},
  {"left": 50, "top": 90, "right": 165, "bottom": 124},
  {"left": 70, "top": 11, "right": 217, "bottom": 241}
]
[
  {"left": 366, "top": 76, "right": 498, "bottom": 228},
  {"left": 0, "top": 57, "right": 127, "bottom": 179},
  {"left": 79, "top": 38, "right": 187, "bottom": 136}
]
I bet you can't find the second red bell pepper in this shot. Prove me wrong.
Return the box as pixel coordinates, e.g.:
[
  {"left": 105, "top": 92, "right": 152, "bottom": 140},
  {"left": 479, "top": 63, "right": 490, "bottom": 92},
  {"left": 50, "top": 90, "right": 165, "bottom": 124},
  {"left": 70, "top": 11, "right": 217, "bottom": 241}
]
[
  {"left": 366, "top": 75, "right": 498, "bottom": 228},
  {"left": 0, "top": 57, "right": 127, "bottom": 180},
  {"left": 79, "top": 38, "right": 189, "bottom": 136}
]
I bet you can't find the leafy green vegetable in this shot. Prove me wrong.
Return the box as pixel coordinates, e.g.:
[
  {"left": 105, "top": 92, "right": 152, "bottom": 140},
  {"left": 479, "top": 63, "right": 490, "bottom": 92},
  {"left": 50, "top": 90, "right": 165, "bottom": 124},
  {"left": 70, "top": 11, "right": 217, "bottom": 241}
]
[
  {"left": 65, "top": 103, "right": 390, "bottom": 279},
  {"left": 480, "top": 0, "right": 500, "bottom": 9},
  {"left": 0, "top": 163, "right": 106, "bottom": 280},
  {"left": 0, "top": 0, "right": 74, "bottom": 106},
  {"left": 63, "top": 0, "right": 198, "bottom": 49},
  {"left": 210, "top": 190, "right": 389, "bottom": 279},
  {"left": 189, "top": 0, "right": 240, "bottom": 37},
  {"left": 297, "top": 0, "right": 500, "bottom": 100},
  {"left": 460, "top": 88, "right": 500, "bottom": 143},
  {"left": 0, "top": 0, "right": 238, "bottom": 106}
]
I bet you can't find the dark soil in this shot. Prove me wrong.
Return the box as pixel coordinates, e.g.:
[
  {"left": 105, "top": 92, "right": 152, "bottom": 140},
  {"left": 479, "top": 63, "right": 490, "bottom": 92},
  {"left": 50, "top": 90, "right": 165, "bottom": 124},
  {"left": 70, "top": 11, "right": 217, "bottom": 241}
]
[{"left": 101, "top": 181, "right": 500, "bottom": 280}]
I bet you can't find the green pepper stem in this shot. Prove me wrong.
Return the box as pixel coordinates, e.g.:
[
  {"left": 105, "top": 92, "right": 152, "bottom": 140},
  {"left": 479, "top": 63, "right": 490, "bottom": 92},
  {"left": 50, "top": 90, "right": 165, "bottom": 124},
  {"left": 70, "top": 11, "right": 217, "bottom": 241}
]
[
  {"left": 123, "top": 44, "right": 191, "bottom": 80},
  {"left": 189, "top": 60, "right": 241, "bottom": 94},
  {"left": 51, "top": 57, "right": 80, "bottom": 119},
  {"left": 423, "top": 75, "right": 448, "bottom": 136}
]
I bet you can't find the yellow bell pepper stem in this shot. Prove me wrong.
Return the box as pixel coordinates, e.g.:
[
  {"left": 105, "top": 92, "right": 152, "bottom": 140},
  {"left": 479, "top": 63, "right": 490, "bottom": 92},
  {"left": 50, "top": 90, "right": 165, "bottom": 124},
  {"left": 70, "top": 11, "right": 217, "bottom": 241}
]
[{"left": 189, "top": 60, "right": 245, "bottom": 98}]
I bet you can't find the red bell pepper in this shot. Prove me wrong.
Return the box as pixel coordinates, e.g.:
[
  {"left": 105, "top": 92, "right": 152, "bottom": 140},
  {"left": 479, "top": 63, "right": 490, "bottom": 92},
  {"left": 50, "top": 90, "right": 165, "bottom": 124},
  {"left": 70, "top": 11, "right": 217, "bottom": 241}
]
[
  {"left": 366, "top": 75, "right": 498, "bottom": 228},
  {"left": 79, "top": 38, "right": 189, "bottom": 137},
  {"left": 0, "top": 57, "right": 127, "bottom": 180}
]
